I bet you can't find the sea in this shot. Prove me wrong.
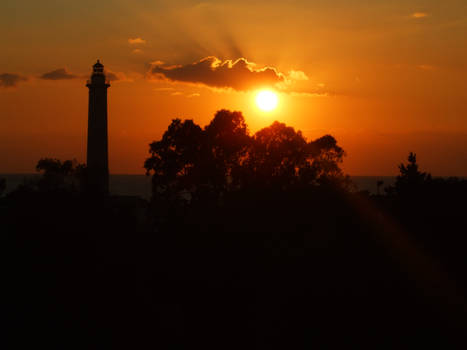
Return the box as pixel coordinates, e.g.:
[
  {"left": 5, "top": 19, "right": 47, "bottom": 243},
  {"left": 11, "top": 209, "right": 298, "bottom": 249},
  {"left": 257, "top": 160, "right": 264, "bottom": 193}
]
[{"left": 1, "top": 174, "right": 396, "bottom": 199}]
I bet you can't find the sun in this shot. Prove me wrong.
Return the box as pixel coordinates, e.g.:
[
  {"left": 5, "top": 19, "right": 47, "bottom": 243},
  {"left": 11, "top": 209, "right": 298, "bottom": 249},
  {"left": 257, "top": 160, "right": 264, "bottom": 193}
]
[{"left": 256, "top": 90, "right": 278, "bottom": 111}]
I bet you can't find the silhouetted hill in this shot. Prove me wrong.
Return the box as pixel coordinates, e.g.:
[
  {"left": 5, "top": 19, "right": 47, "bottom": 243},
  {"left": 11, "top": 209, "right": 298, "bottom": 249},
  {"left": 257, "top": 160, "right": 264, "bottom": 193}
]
[{"left": 2, "top": 114, "right": 467, "bottom": 348}]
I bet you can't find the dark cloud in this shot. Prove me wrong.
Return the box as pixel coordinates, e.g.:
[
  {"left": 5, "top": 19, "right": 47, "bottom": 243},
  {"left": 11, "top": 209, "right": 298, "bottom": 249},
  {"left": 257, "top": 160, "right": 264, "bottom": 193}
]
[
  {"left": 40, "top": 68, "right": 78, "bottom": 80},
  {"left": 0, "top": 73, "right": 28, "bottom": 88},
  {"left": 149, "top": 56, "right": 286, "bottom": 91}
]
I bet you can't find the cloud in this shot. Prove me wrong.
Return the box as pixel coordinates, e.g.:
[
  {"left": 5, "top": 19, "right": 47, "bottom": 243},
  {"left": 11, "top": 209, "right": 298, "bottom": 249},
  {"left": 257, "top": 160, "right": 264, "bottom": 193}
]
[
  {"left": 153, "top": 86, "right": 201, "bottom": 98},
  {"left": 132, "top": 49, "right": 144, "bottom": 54},
  {"left": 290, "top": 91, "right": 330, "bottom": 98},
  {"left": 412, "top": 12, "right": 429, "bottom": 18},
  {"left": 40, "top": 68, "right": 78, "bottom": 80},
  {"left": 170, "top": 91, "right": 200, "bottom": 98},
  {"left": 106, "top": 71, "right": 132, "bottom": 82},
  {"left": 147, "top": 56, "right": 329, "bottom": 97},
  {"left": 0, "top": 73, "right": 28, "bottom": 88},
  {"left": 275, "top": 70, "right": 310, "bottom": 90},
  {"left": 288, "top": 70, "right": 309, "bottom": 81},
  {"left": 148, "top": 56, "right": 286, "bottom": 91},
  {"left": 128, "top": 37, "right": 146, "bottom": 45},
  {"left": 286, "top": 83, "right": 337, "bottom": 98}
]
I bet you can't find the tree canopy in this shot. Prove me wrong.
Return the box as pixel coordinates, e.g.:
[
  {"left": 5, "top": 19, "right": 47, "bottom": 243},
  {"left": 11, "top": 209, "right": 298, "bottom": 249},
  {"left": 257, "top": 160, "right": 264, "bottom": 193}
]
[
  {"left": 33, "top": 158, "right": 85, "bottom": 192},
  {"left": 386, "top": 152, "right": 432, "bottom": 197},
  {"left": 145, "top": 110, "right": 349, "bottom": 203}
]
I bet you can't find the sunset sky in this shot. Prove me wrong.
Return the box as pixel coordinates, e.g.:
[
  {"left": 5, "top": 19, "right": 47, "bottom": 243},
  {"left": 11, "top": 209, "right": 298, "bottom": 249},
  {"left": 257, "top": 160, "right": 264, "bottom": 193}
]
[{"left": 1, "top": 0, "right": 467, "bottom": 175}]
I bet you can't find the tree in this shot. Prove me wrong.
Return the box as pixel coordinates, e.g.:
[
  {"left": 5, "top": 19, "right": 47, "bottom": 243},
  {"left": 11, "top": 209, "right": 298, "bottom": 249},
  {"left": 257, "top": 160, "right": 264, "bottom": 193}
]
[
  {"left": 388, "top": 152, "right": 431, "bottom": 196},
  {"left": 242, "top": 122, "right": 348, "bottom": 189},
  {"left": 304, "top": 134, "right": 347, "bottom": 186},
  {"left": 35, "top": 158, "right": 86, "bottom": 192},
  {"left": 203, "top": 110, "right": 251, "bottom": 193},
  {"left": 243, "top": 121, "right": 307, "bottom": 188},
  {"left": 144, "top": 119, "right": 204, "bottom": 202}
]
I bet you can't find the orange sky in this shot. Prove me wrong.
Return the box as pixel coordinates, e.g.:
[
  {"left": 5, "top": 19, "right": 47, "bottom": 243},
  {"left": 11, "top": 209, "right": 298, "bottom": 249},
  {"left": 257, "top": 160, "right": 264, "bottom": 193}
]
[{"left": 1, "top": 0, "right": 467, "bottom": 175}]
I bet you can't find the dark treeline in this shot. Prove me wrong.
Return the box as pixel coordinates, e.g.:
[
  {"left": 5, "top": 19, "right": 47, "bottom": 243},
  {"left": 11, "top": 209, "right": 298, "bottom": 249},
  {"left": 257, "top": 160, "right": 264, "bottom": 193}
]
[{"left": 2, "top": 110, "right": 467, "bottom": 348}]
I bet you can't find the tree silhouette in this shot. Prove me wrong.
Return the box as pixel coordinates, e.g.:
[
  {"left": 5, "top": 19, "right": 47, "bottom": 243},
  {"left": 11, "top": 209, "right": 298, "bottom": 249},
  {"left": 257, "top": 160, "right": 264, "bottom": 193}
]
[
  {"left": 389, "top": 152, "right": 431, "bottom": 196},
  {"left": 244, "top": 121, "right": 307, "bottom": 188},
  {"left": 305, "top": 134, "right": 348, "bottom": 186},
  {"left": 237, "top": 122, "right": 348, "bottom": 189},
  {"left": 203, "top": 110, "right": 251, "bottom": 193},
  {"left": 145, "top": 110, "right": 349, "bottom": 203},
  {"left": 144, "top": 118, "right": 204, "bottom": 203},
  {"left": 34, "top": 158, "right": 86, "bottom": 192}
]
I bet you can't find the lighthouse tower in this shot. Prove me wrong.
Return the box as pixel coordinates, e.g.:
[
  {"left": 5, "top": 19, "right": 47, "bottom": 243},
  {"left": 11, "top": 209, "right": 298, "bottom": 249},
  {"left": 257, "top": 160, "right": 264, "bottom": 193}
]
[{"left": 86, "top": 60, "right": 110, "bottom": 195}]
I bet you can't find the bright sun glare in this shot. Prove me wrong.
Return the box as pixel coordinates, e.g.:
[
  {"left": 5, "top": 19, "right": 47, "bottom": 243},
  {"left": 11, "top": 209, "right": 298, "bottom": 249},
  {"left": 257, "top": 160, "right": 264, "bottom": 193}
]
[{"left": 256, "top": 90, "right": 278, "bottom": 111}]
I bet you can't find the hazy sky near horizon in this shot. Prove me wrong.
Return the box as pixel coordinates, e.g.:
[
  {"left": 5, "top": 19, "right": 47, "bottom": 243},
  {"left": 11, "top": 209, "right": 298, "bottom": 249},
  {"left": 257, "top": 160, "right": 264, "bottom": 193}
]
[{"left": 1, "top": 0, "right": 467, "bottom": 175}]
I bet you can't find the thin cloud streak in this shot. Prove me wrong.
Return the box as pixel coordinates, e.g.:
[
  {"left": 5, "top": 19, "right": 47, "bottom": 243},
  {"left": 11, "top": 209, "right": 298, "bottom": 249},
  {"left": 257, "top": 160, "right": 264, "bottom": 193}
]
[
  {"left": 290, "top": 91, "right": 330, "bottom": 97},
  {"left": 128, "top": 37, "right": 146, "bottom": 45},
  {"left": 412, "top": 12, "right": 429, "bottom": 18},
  {"left": 40, "top": 68, "right": 78, "bottom": 80}
]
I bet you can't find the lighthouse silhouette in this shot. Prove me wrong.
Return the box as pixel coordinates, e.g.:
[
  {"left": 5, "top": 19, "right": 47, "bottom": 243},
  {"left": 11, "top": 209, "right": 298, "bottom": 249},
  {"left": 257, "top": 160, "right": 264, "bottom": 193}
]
[{"left": 86, "top": 60, "right": 110, "bottom": 195}]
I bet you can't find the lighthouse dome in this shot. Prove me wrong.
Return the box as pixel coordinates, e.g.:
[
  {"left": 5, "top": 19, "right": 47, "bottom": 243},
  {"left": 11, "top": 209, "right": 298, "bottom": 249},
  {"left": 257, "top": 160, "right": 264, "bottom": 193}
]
[{"left": 93, "top": 60, "right": 104, "bottom": 74}]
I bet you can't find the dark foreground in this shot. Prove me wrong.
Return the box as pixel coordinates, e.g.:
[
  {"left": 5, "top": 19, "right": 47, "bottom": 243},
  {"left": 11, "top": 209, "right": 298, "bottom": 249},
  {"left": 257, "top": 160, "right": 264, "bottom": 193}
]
[{"left": 2, "top": 180, "right": 467, "bottom": 349}]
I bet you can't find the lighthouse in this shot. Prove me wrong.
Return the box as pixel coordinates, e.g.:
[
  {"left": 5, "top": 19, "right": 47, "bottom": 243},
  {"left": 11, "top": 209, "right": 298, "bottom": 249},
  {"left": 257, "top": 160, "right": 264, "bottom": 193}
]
[{"left": 86, "top": 60, "right": 110, "bottom": 195}]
